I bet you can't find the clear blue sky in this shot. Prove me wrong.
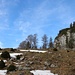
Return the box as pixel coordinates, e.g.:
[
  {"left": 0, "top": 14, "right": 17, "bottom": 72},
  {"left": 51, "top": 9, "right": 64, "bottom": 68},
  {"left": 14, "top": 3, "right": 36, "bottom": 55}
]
[{"left": 0, "top": 0, "right": 75, "bottom": 48}]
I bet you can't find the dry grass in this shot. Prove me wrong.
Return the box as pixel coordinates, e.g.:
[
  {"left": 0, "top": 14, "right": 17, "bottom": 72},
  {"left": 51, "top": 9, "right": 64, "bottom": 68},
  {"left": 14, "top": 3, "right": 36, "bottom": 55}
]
[{"left": 0, "top": 48, "right": 75, "bottom": 75}]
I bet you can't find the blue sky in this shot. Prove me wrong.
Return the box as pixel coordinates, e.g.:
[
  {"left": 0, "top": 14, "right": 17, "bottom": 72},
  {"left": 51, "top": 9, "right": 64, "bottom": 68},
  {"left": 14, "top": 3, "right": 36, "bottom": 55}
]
[{"left": 0, "top": 0, "right": 75, "bottom": 48}]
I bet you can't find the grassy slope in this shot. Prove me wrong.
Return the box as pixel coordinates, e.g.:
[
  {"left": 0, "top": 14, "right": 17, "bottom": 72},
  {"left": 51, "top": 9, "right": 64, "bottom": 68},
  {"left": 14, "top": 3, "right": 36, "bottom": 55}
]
[{"left": 0, "top": 49, "right": 75, "bottom": 75}]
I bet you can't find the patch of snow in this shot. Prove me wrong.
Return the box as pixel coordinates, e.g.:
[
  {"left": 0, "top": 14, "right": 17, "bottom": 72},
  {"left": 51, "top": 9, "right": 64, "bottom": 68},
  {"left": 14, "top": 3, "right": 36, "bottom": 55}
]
[
  {"left": 0, "top": 53, "right": 2, "bottom": 55},
  {"left": 20, "top": 50, "right": 47, "bottom": 53},
  {"left": 10, "top": 53, "right": 23, "bottom": 58},
  {"left": 0, "top": 53, "right": 23, "bottom": 58},
  {"left": 0, "top": 70, "right": 7, "bottom": 75},
  {"left": 0, "top": 60, "right": 7, "bottom": 63},
  {"left": 3, "top": 60, "right": 7, "bottom": 62},
  {"left": 30, "top": 70, "right": 58, "bottom": 75}
]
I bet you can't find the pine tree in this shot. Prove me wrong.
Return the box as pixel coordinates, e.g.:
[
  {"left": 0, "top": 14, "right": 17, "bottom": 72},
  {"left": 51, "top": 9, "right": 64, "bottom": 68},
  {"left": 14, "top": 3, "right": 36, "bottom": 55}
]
[
  {"left": 42, "top": 34, "right": 48, "bottom": 49},
  {"left": 73, "top": 21, "right": 75, "bottom": 27},
  {"left": 49, "top": 37, "right": 53, "bottom": 48},
  {"left": 70, "top": 23, "right": 72, "bottom": 28}
]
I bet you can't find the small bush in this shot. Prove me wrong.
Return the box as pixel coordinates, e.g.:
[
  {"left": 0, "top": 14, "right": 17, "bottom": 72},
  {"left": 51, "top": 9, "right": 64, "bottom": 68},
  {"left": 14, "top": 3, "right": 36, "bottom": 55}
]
[
  {"left": 1, "top": 51, "right": 10, "bottom": 59},
  {"left": 16, "top": 55, "right": 20, "bottom": 60},
  {"left": 0, "top": 60, "right": 5, "bottom": 69},
  {"left": 67, "top": 50, "right": 70, "bottom": 52},
  {"left": 53, "top": 48, "right": 58, "bottom": 51},
  {"left": 0, "top": 48, "right": 2, "bottom": 50},
  {"left": 10, "top": 48, "right": 16, "bottom": 52},
  {"left": 7, "top": 64, "right": 16, "bottom": 72}
]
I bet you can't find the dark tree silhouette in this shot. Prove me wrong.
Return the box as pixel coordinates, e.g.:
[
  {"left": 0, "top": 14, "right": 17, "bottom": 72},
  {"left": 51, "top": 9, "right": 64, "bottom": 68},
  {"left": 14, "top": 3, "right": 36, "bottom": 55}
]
[
  {"left": 42, "top": 34, "right": 48, "bottom": 49},
  {"left": 49, "top": 37, "right": 53, "bottom": 48}
]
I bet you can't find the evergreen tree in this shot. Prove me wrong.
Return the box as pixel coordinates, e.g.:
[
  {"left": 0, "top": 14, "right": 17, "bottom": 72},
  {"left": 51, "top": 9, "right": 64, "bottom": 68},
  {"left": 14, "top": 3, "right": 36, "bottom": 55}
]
[
  {"left": 42, "top": 34, "right": 48, "bottom": 49},
  {"left": 70, "top": 23, "right": 73, "bottom": 28},
  {"left": 49, "top": 37, "right": 53, "bottom": 48},
  {"left": 73, "top": 21, "right": 75, "bottom": 27}
]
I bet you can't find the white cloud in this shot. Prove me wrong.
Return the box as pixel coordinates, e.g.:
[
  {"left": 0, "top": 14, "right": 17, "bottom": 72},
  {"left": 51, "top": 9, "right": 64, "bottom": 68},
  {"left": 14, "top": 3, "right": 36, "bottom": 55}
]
[
  {"left": 0, "top": 0, "right": 20, "bottom": 31},
  {"left": 14, "top": 0, "right": 54, "bottom": 34},
  {"left": 0, "top": 0, "right": 9, "bottom": 31},
  {"left": 19, "top": 21, "right": 31, "bottom": 33},
  {"left": 14, "top": 0, "right": 75, "bottom": 38}
]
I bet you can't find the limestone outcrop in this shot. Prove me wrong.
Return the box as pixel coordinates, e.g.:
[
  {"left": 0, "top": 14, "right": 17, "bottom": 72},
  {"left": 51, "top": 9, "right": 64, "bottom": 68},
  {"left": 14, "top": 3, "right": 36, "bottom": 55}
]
[{"left": 54, "top": 22, "right": 75, "bottom": 49}]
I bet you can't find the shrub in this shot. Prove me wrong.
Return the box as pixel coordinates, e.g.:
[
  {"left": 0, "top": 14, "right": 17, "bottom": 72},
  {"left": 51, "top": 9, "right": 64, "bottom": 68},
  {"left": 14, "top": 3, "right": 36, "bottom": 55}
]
[
  {"left": 16, "top": 55, "right": 20, "bottom": 60},
  {"left": 53, "top": 48, "right": 58, "bottom": 51},
  {"left": 0, "top": 48, "right": 2, "bottom": 50},
  {"left": 1, "top": 51, "right": 10, "bottom": 59},
  {"left": 10, "top": 48, "right": 16, "bottom": 52},
  {"left": 67, "top": 50, "right": 70, "bottom": 52},
  {"left": 0, "top": 60, "right": 5, "bottom": 69},
  {"left": 7, "top": 64, "right": 16, "bottom": 72}
]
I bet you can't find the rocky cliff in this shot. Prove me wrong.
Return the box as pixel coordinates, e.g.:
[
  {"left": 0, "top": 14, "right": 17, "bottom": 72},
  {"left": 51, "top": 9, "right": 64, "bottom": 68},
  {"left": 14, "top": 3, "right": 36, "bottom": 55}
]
[{"left": 54, "top": 22, "right": 75, "bottom": 49}]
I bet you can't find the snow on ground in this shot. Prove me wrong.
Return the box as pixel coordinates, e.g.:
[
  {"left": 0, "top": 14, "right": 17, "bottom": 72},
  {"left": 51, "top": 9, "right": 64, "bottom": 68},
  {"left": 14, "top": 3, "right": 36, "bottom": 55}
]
[
  {"left": 0, "top": 70, "right": 7, "bottom": 75},
  {"left": 0, "top": 53, "right": 23, "bottom": 58},
  {"left": 3, "top": 60, "right": 7, "bottom": 62},
  {"left": 20, "top": 50, "right": 47, "bottom": 53},
  {"left": 30, "top": 70, "right": 58, "bottom": 75},
  {"left": 0, "top": 53, "right": 2, "bottom": 55},
  {"left": 0, "top": 60, "right": 7, "bottom": 62},
  {"left": 10, "top": 53, "right": 23, "bottom": 58}
]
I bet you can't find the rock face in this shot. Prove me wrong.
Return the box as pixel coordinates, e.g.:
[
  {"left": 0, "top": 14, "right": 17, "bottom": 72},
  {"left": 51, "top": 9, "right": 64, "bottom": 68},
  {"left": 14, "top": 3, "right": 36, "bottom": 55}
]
[{"left": 54, "top": 22, "right": 75, "bottom": 49}]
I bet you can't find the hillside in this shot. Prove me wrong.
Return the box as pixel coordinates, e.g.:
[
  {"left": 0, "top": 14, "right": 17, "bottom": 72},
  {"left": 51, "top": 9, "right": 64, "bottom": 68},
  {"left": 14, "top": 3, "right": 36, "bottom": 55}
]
[{"left": 0, "top": 48, "right": 75, "bottom": 75}]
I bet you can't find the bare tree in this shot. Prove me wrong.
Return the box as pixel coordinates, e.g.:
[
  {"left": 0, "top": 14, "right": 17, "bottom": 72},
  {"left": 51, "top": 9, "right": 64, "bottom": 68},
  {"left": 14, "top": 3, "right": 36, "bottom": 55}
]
[
  {"left": 18, "top": 34, "right": 38, "bottom": 49},
  {"left": 42, "top": 34, "right": 48, "bottom": 49},
  {"left": 33, "top": 34, "right": 38, "bottom": 49},
  {"left": 27, "top": 34, "right": 33, "bottom": 49},
  {"left": 26, "top": 41, "right": 31, "bottom": 49},
  {"left": 18, "top": 41, "right": 27, "bottom": 49}
]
